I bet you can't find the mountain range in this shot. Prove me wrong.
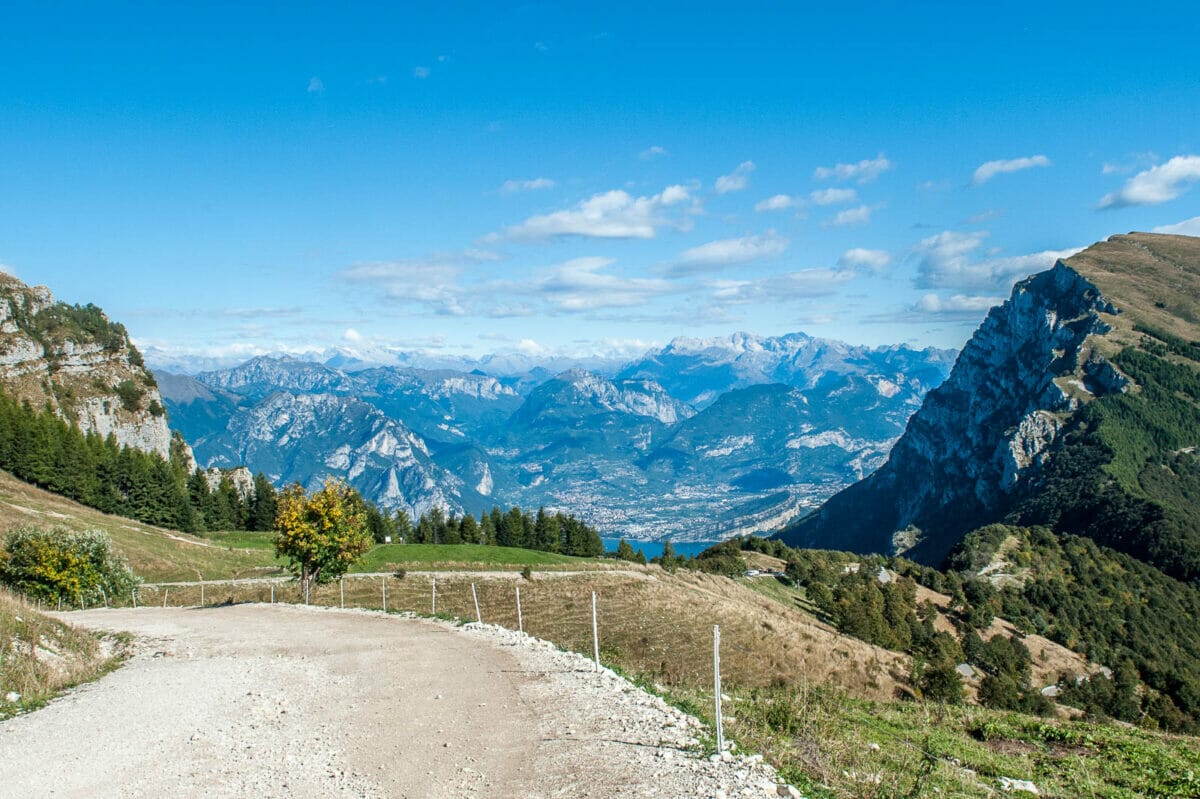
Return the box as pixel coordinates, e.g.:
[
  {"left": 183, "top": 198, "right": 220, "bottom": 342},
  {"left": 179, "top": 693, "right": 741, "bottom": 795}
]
[{"left": 157, "top": 333, "right": 955, "bottom": 539}]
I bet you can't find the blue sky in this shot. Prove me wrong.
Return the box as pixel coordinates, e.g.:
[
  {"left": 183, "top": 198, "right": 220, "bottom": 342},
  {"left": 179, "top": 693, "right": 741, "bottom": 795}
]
[{"left": 2, "top": 1, "right": 1199, "bottom": 368}]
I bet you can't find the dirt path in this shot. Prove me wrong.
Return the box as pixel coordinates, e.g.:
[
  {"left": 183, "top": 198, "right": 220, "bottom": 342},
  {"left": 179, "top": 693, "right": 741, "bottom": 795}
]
[{"left": 0, "top": 605, "right": 783, "bottom": 798}]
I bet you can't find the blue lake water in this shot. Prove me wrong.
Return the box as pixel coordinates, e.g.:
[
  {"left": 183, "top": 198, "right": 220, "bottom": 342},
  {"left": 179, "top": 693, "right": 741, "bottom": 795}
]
[{"left": 601, "top": 538, "right": 720, "bottom": 560}]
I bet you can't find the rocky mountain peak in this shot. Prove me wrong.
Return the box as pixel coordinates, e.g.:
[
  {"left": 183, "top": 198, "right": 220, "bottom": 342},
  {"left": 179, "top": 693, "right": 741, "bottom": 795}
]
[
  {"left": 0, "top": 273, "right": 173, "bottom": 460},
  {"left": 780, "top": 248, "right": 1140, "bottom": 562}
]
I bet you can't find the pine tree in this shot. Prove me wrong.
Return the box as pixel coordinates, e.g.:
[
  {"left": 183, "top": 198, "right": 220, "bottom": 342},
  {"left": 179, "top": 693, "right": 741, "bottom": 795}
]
[
  {"left": 459, "top": 513, "right": 479, "bottom": 544},
  {"left": 392, "top": 509, "right": 413, "bottom": 543}
]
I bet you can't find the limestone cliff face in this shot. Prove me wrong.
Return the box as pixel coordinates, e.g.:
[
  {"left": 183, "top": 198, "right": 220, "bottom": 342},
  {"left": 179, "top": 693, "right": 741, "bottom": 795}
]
[
  {"left": 199, "top": 391, "right": 479, "bottom": 518},
  {"left": 780, "top": 260, "right": 1130, "bottom": 563},
  {"left": 0, "top": 274, "right": 173, "bottom": 460}
]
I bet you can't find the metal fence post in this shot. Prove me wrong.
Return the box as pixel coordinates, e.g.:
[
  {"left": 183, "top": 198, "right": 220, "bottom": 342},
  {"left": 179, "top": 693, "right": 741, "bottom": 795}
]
[
  {"left": 516, "top": 585, "right": 523, "bottom": 633},
  {"left": 714, "top": 624, "right": 725, "bottom": 753},
  {"left": 591, "top": 592, "right": 600, "bottom": 671}
]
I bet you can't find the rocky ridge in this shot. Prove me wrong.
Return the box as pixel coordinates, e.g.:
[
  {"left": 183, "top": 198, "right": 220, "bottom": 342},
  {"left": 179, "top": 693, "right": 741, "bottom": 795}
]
[
  {"left": 780, "top": 232, "right": 1197, "bottom": 566},
  {"left": 0, "top": 273, "right": 173, "bottom": 460}
]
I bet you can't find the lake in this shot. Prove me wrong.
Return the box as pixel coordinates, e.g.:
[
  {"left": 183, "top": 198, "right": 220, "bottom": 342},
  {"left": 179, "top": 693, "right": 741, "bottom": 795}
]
[{"left": 601, "top": 538, "right": 720, "bottom": 560}]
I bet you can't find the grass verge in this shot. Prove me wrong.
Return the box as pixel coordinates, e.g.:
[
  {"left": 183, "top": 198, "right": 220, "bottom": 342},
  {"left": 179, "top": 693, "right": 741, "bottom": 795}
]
[{"left": 0, "top": 588, "right": 131, "bottom": 719}]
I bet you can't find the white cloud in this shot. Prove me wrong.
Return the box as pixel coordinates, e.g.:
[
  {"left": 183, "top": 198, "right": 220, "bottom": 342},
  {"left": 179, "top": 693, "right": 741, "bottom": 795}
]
[
  {"left": 914, "top": 293, "right": 1000, "bottom": 315},
  {"left": 715, "top": 161, "right": 755, "bottom": 194},
  {"left": 0, "top": 261, "right": 14, "bottom": 276},
  {"left": 671, "top": 231, "right": 788, "bottom": 274},
  {"left": 838, "top": 248, "right": 892, "bottom": 272},
  {"left": 307, "top": 76, "right": 324, "bottom": 93},
  {"left": 500, "top": 177, "right": 556, "bottom": 193},
  {"left": 1152, "top": 216, "right": 1200, "bottom": 236},
  {"left": 1102, "top": 152, "right": 1158, "bottom": 175},
  {"left": 754, "top": 194, "right": 798, "bottom": 212},
  {"left": 971, "top": 155, "right": 1051, "bottom": 186},
  {"left": 413, "top": 66, "right": 431, "bottom": 79},
  {"left": 824, "top": 204, "right": 875, "bottom": 227},
  {"left": 341, "top": 251, "right": 678, "bottom": 317},
  {"left": 810, "top": 188, "right": 858, "bottom": 206},
  {"left": 340, "top": 259, "right": 469, "bottom": 316},
  {"left": 539, "top": 257, "right": 674, "bottom": 310},
  {"left": 640, "top": 145, "right": 668, "bottom": 160},
  {"left": 502, "top": 185, "right": 693, "bottom": 240},
  {"left": 343, "top": 328, "right": 363, "bottom": 342},
  {"left": 708, "top": 268, "right": 855, "bottom": 303},
  {"left": 913, "top": 230, "right": 1083, "bottom": 291},
  {"left": 966, "top": 209, "right": 1003, "bottom": 224},
  {"left": 1099, "top": 155, "right": 1200, "bottom": 208},
  {"left": 814, "top": 154, "right": 891, "bottom": 184}
]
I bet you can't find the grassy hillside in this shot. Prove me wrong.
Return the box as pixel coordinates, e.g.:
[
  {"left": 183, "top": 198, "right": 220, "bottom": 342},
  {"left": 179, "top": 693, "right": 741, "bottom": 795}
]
[
  {"left": 0, "top": 588, "right": 130, "bottom": 718},
  {"left": 0, "top": 470, "right": 281, "bottom": 582},
  {"left": 0, "top": 470, "right": 615, "bottom": 582},
  {"left": 1066, "top": 232, "right": 1200, "bottom": 343},
  {"left": 948, "top": 524, "right": 1200, "bottom": 732}
]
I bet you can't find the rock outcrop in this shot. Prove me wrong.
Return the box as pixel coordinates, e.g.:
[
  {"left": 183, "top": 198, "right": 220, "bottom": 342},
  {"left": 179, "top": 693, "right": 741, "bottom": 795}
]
[
  {"left": 0, "top": 274, "right": 173, "bottom": 460},
  {"left": 779, "top": 256, "right": 1132, "bottom": 563}
]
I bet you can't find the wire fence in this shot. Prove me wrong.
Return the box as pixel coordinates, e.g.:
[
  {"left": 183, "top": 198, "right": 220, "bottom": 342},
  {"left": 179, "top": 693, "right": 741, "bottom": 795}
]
[{"left": 22, "top": 570, "right": 905, "bottom": 700}]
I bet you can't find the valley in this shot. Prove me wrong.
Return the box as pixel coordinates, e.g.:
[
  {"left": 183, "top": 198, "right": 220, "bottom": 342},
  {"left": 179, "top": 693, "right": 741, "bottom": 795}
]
[{"left": 157, "top": 334, "right": 954, "bottom": 542}]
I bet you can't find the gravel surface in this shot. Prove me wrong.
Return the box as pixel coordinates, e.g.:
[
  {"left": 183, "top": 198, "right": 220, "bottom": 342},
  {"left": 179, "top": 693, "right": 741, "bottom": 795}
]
[{"left": 0, "top": 604, "right": 790, "bottom": 798}]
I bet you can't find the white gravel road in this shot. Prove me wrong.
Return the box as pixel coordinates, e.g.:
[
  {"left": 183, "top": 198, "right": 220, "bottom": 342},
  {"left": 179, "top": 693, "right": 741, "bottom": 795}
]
[{"left": 0, "top": 604, "right": 789, "bottom": 798}]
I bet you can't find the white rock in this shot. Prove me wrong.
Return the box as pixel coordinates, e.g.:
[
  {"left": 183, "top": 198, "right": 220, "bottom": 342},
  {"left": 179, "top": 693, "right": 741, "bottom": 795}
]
[
  {"left": 5, "top": 691, "right": 20, "bottom": 703},
  {"left": 999, "top": 776, "right": 1040, "bottom": 795}
]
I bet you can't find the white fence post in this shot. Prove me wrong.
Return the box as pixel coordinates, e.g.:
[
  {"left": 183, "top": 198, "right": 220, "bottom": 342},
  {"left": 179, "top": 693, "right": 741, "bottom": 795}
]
[
  {"left": 200, "top": 581, "right": 205, "bottom": 607},
  {"left": 471, "top": 583, "right": 482, "bottom": 623},
  {"left": 132, "top": 589, "right": 137, "bottom": 609},
  {"left": 516, "top": 585, "right": 523, "bottom": 634},
  {"left": 270, "top": 583, "right": 275, "bottom": 604},
  {"left": 340, "top": 578, "right": 344, "bottom": 609},
  {"left": 432, "top": 578, "right": 437, "bottom": 615},
  {"left": 591, "top": 592, "right": 600, "bottom": 671},
  {"left": 162, "top": 589, "right": 169, "bottom": 608},
  {"left": 100, "top": 588, "right": 108, "bottom": 609},
  {"left": 714, "top": 624, "right": 725, "bottom": 753},
  {"left": 382, "top": 577, "right": 388, "bottom": 612}
]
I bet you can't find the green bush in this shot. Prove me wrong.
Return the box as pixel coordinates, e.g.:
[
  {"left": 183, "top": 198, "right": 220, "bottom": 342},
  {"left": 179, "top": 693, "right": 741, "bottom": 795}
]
[
  {"left": 0, "top": 526, "right": 138, "bottom": 605},
  {"left": 113, "top": 380, "right": 145, "bottom": 412}
]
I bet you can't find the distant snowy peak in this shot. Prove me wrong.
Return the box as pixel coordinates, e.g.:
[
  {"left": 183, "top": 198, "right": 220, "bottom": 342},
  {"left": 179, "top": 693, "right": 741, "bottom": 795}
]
[
  {"left": 620, "top": 331, "right": 955, "bottom": 408},
  {"left": 658, "top": 331, "right": 815, "bottom": 359}
]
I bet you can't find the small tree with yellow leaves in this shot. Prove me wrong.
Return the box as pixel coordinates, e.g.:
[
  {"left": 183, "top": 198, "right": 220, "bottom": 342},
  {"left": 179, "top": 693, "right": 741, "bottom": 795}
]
[{"left": 273, "top": 478, "right": 372, "bottom": 603}]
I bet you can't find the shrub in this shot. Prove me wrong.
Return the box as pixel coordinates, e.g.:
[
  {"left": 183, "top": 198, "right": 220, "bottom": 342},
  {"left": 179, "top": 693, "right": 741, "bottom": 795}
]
[
  {"left": 113, "top": 380, "right": 145, "bottom": 412},
  {"left": 0, "top": 526, "right": 138, "bottom": 605}
]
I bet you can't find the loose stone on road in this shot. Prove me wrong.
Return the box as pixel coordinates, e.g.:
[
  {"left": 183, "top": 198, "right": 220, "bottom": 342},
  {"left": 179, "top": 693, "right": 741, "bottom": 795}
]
[{"left": 0, "top": 604, "right": 785, "bottom": 798}]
